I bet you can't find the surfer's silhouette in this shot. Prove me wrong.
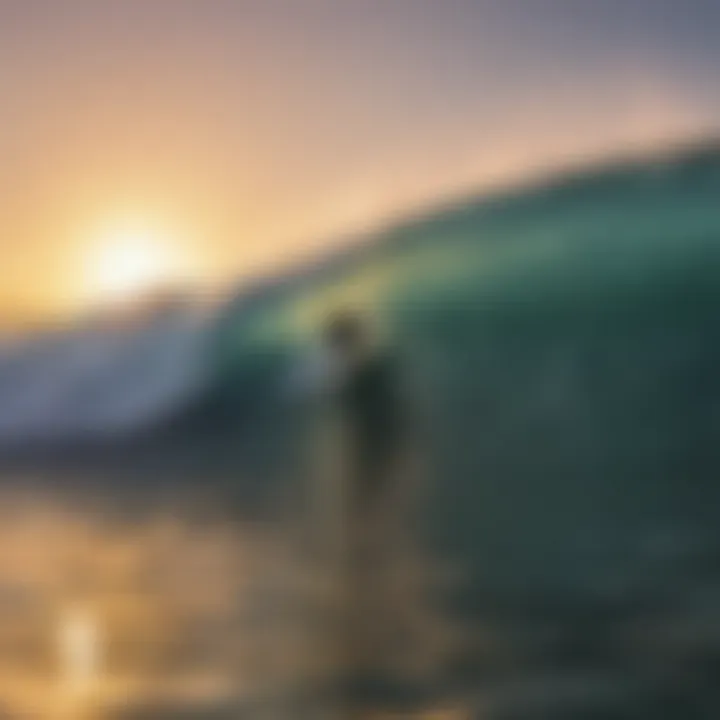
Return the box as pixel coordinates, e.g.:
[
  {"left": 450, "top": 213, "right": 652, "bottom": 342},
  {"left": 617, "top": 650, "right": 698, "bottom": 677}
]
[
  {"left": 288, "top": 309, "right": 410, "bottom": 519},
  {"left": 319, "top": 310, "right": 423, "bottom": 713},
  {"left": 289, "top": 310, "right": 422, "bottom": 709},
  {"left": 290, "top": 312, "right": 453, "bottom": 717},
  {"left": 321, "top": 310, "right": 408, "bottom": 522}
]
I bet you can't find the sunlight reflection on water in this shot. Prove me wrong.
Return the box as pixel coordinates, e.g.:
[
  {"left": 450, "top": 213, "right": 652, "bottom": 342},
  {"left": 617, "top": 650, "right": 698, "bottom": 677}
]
[
  {"left": 0, "top": 481, "right": 454, "bottom": 719},
  {"left": 0, "top": 485, "right": 325, "bottom": 718}
]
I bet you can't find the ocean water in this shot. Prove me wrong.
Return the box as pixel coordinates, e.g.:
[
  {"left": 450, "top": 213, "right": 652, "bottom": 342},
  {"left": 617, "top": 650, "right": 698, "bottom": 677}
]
[{"left": 2, "top": 142, "right": 720, "bottom": 716}]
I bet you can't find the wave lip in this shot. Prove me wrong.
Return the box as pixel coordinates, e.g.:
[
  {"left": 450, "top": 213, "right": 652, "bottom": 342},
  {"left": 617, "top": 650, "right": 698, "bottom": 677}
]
[{"left": 0, "top": 308, "right": 212, "bottom": 448}]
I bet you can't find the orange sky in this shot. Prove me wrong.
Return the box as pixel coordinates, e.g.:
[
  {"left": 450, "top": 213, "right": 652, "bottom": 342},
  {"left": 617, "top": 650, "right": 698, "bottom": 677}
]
[{"left": 1, "top": 0, "right": 719, "bottom": 321}]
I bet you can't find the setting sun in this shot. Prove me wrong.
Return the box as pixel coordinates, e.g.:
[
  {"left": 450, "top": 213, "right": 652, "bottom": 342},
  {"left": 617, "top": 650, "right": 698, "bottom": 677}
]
[{"left": 82, "top": 223, "right": 196, "bottom": 308}]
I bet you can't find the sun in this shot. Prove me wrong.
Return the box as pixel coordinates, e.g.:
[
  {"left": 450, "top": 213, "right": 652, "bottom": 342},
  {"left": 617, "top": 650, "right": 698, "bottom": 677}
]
[{"left": 82, "top": 222, "right": 194, "bottom": 307}]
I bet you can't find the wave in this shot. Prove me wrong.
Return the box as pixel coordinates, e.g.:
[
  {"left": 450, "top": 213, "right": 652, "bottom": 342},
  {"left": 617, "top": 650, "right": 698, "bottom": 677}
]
[{"left": 2, "top": 139, "right": 720, "bottom": 451}]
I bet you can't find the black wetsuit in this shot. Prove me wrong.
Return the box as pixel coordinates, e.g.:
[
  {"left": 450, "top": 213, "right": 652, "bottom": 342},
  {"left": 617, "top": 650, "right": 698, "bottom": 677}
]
[{"left": 337, "top": 352, "right": 405, "bottom": 511}]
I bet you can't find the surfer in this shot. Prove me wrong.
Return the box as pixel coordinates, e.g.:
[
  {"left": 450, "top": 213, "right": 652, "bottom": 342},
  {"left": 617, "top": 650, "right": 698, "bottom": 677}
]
[
  {"left": 321, "top": 310, "right": 408, "bottom": 520},
  {"left": 318, "top": 310, "right": 421, "bottom": 717},
  {"left": 287, "top": 309, "right": 411, "bottom": 524},
  {"left": 288, "top": 309, "right": 418, "bottom": 713}
]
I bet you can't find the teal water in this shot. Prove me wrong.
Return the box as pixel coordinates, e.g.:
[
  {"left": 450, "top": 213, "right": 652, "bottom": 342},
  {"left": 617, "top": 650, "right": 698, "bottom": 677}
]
[{"left": 210, "top": 141, "right": 720, "bottom": 598}]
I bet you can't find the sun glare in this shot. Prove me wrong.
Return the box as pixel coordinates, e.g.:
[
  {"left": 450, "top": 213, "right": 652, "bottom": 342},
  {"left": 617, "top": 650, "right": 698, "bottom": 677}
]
[{"left": 83, "top": 223, "right": 194, "bottom": 307}]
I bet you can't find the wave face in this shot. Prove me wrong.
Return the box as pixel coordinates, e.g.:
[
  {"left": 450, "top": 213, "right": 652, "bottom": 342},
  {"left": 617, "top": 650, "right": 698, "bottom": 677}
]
[
  {"left": 5, "top": 142, "right": 720, "bottom": 454},
  {"left": 210, "top": 141, "right": 720, "bottom": 593}
]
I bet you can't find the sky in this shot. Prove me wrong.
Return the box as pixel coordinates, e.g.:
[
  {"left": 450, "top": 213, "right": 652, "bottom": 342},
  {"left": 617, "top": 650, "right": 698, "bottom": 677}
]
[{"left": 1, "top": 0, "right": 719, "bottom": 320}]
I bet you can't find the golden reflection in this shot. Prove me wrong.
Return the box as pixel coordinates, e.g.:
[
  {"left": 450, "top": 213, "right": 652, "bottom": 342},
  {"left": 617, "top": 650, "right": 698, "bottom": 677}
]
[
  {"left": 0, "top": 486, "right": 449, "bottom": 717},
  {"left": 0, "top": 488, "right": 324, "bottom": 717},
  {"left": 59, "top": 606, "right": 100, "bottom": 698}
]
